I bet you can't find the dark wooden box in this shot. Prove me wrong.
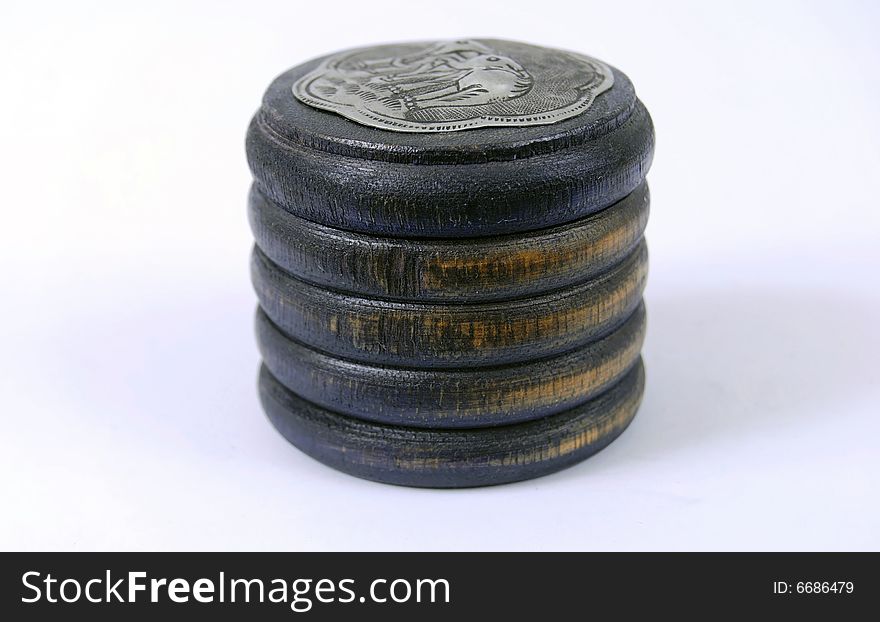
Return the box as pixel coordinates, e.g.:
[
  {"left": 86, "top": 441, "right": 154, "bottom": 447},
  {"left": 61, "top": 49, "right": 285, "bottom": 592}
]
[{"left": 246, "top": 39, "right": 654, "bottom": 487}]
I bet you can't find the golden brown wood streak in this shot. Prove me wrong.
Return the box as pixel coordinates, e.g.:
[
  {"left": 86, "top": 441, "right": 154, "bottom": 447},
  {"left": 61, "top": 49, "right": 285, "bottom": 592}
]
[
  {"left": 256, "top": 301, "right": 645, "bottom": 428},
  {"left": 259, "top": 358, "right": 645, "bottom": 487},
  {"left": 248, "top": 182, "right": 649, "bottom": 302},
  {"left": 252, "top": 240, "right": 647, "bottom": 367}
]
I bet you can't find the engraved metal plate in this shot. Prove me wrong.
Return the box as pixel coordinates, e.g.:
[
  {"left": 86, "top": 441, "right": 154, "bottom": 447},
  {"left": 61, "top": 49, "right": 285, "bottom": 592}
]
[{"left": 293, "top": 39, "right": 614, "bottom": 133}]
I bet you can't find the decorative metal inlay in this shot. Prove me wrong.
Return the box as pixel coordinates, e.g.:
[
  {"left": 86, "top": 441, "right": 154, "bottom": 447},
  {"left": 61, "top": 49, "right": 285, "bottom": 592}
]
[{"left": 292, "top": 39, "right": 613, "bottom": 133}]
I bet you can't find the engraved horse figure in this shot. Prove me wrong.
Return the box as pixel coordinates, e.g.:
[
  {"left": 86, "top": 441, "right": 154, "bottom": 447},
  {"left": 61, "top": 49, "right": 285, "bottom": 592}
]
[{"left": 337, "top": 40, "right": 534, "bottom": 119}]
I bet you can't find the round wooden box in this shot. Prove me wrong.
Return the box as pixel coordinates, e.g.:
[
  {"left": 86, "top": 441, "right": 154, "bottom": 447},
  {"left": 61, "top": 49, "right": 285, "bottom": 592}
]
[{"left": 246, "top": 39, "right": 654, "bottom": 487}]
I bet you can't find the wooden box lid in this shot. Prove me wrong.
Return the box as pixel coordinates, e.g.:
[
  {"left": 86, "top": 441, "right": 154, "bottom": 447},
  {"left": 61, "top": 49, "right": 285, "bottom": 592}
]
[{"left": 246, "top": 39, "right": 654, "bottom": 237}]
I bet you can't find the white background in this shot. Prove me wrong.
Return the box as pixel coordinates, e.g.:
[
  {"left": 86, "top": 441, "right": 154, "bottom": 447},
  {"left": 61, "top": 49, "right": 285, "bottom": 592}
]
[{"left": 1, "top": 0, "right": 878, "bottom": 551}]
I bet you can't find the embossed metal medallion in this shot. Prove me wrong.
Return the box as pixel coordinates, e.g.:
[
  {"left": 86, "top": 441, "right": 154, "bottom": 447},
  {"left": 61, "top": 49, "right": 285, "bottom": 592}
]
[{"left": 292, "top": 39, "right": 614, "bottom": 133}]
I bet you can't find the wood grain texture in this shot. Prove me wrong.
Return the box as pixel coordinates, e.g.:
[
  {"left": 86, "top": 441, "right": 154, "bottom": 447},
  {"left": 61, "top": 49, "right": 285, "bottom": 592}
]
[
  {"left": 259, "top": 357, "right": 645, "bottom": 488},
  {"left": 247, "top": 103, "right": 653, "bottom": 237},
  {"left": 248, "top": 182, "right": 649, "bottom": 302},
  {"left": 252, "top": 240, "right": 647, "bottom": 367},
  {"left": 255, "top": 300, "right": 645, "bottom": 428}
]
